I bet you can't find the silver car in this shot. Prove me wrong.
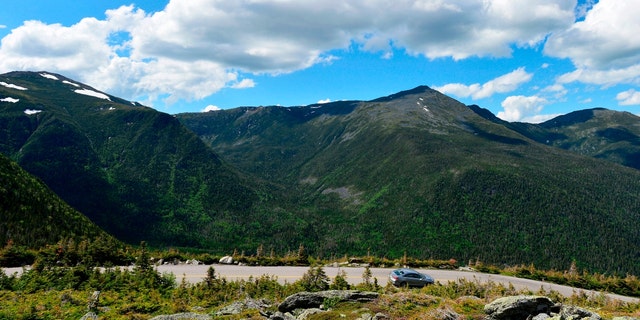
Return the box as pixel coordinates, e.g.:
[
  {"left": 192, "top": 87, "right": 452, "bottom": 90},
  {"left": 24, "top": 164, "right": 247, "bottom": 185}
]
[{"left": 389, "top": 268, "right": 434, "bottom": 287}]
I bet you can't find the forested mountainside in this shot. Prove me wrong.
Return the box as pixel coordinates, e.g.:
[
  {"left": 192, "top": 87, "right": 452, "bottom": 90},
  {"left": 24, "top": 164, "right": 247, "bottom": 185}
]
[
  {"left": 0, "top": 71, "right": 267, "bottom": 248},
  {"left": 0, "top": 153, "right": 110, "bottom": 247},
  {"left": 178, "top": 86, "right": 640, "bottom": 274},
  {"left": 2, "top": 71, "right": 639, "bottom": 274}
]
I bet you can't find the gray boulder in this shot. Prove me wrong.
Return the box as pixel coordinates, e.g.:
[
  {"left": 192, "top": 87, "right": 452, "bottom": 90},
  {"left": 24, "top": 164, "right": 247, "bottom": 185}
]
[
  {"left": 215, "top": 297, "right": 271, "bottom": 316},
  {"left": 485, "top": 296, "right": 603, "bottom": 320},
  {"left": 296, "top": 308, "right": 325, "bottom": 320},
  {"left": 219, "top": 256, "right": 234, "bottom": 264},
  {"left": 278, "top": 290, "right": 379, "bottom": 313},
  {"left": 485, "top": 295, "right": 554, "bottom": 320},
  {"left": 269, "top": 311, "right": 296, "bottom": 320},
  {"left": 558, "top": 305, "right": 601, "bottom": 320}
]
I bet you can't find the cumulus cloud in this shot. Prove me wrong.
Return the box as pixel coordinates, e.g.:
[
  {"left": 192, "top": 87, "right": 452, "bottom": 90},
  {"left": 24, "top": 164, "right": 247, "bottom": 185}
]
[
  {"left": 617, "top": 89, "right": 640, "bottom": 106},
  {"left": 202, "top": 105, "right": 221, "bottom": 112},
  {"left": 317, "top": 98, "right": 332, "bottom": 104},
  {"left": 434, "top": 67, "right": 532, "bottom": 99},
  {"left": 497, "top": 95, "right": 549, "bottom": 123},
  {"left": 545, "top": 0, "right": 640, "bottom": 86},
  {"left": 230, "top": 79, "right": 255, "bottom": 89},
  {"left": 0, "top": 0, "right": 576, "bottom": 108}
]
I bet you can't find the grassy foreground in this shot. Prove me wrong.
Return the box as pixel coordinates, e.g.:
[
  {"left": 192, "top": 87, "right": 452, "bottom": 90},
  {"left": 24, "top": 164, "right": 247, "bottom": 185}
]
[
  {"left": 1, "top": 265, "right": 639, "bottom": 319},
  {"left": 1, "top": 241, "right": 639, "bottom": 319}
]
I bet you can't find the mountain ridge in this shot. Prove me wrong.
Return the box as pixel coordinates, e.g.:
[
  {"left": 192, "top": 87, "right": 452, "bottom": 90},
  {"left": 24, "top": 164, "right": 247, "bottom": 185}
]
[
  {"left": 2, "top": 71, "right": 640, "bottom": 274},
  {"left": 177, "top": 84, "right": 640, "bottom": 274}
]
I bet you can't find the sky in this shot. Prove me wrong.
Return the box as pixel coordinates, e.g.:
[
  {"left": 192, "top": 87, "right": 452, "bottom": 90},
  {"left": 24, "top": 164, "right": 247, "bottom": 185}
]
[{"left": 1, "top": 0, "right": 639, "bottom": 123}]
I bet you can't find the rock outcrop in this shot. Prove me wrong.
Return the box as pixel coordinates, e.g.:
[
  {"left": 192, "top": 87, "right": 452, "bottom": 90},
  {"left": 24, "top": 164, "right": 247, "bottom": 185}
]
[
  {"left": 278, "top": 290, "right": 379, "bottom": 313},
  {"left": 485, "top": 295, "right": 555, "bottom": 320},
  {"left": 484, "top": 295, "right": 602, "bottom": 320},
  {"left": 215, "top": 298, "right": 271, "bottom": 316}
]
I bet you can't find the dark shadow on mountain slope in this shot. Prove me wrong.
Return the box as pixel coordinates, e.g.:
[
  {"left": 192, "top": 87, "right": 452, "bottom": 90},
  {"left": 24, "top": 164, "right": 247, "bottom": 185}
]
[
  {"left": 597, "top": 127, "right": 640, "bottom": 145},
  {"left": 464, "top": 123, "right": 529, "bottom": 145},
  {"left": 597, "top": 150, "right": 640, "bottom": 171}
]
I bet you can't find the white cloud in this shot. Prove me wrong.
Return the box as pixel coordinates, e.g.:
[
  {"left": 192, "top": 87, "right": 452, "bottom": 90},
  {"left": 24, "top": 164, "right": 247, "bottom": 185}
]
[
  {"left": 541, "top": 83, "right": 568, "bottom": 100},
  {"left": 435, "top": 67, "right": 532, "bottom": 99},
  {"left": 556, "top": 65, "right": 640, "bottom": 87},
  {"left": 230, "top": 79, "right": 255, "bottom": 89},
  {"left": 524, "top": 113, "right": 560, "bottom": 124},
  {"left": 545, "top": 0, "right": 640, "bottom": 86},
  {"left": 0, "top": 0, "right": 576, "bottom": 109},
  {"left": 616, "top": 89, "right": 640, "bottom": 106},
  {"left": 202, "top": 105, "right": 221, "bottom": 112},
  {"left": 497, "top": 95, "right": 548, "bottom": 122},
  {"left": 317, "top": 98, "right": 331, "bottom": 104}
]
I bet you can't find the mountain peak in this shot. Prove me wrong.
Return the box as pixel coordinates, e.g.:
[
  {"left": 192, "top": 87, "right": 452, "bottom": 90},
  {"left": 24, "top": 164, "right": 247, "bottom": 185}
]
[{"left": 370, "top": 85, "right": 435, "bottom": 102}]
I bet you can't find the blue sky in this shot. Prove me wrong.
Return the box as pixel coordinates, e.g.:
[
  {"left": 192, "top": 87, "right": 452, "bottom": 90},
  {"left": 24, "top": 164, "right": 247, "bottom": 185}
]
[{"left": 1, "top": 0, "right": 639, "bottom": 122}]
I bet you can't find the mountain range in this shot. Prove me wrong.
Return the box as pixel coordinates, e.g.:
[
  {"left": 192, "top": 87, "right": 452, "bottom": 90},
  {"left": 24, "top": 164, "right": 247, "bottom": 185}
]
[{"left": 1, "top": 71, "right": 639, "bottom": 274}]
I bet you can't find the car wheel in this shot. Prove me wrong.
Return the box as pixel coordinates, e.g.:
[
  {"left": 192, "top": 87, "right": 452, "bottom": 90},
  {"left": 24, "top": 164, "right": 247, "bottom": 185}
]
[{"left": 398, "top": 281, "right": 407, "bottom": 288}]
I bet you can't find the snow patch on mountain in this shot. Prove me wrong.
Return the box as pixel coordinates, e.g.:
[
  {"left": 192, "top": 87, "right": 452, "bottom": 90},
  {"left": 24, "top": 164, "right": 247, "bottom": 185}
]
[
  {"left": 24, "top": 109, "right": 42, "bottom": 115},
  {"left": 39, "top": 73, "right": 59, "bottom": 80},
  {"left": 63, "top": 80, "right": 80, "bottom": 87},
  {"left": 1, "top": 97, "right": 19, "bottom": 103},
  {"left": 74, "top": 89, "right": 111, "bottom": 101},
  {"left": 0, "top": 81, "right": 27, "bottom": 90}
]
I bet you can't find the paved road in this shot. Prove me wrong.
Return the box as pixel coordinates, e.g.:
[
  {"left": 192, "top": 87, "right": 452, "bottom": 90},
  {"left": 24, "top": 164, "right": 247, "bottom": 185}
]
[
  {"left": 156, "top": 264, "right": 639, "bottom": 303},
  {"left": 5, "top": 265, "right": 638, "bottom": 303}
]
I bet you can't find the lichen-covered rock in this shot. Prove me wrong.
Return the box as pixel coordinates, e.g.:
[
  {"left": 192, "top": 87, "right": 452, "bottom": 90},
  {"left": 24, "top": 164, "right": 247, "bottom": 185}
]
[
  {"left": 484, "top": 295, "right": 554, "bottom": 320},
  {"left": 430, "top": 307, "right": 461, "bottom": 320},
  {"left": 269, "top": 311, "right": 296, "bottom": 320},
  {"left": 559, "top": 305, "right": 601, "bottom": 320},
  {"left": 485, "top": 296, "right": 603, "bottom": 320},
  {"left": 215, "top": 297, "right": 271, "bottom": 316},
  {"left": 278, "top": 290, "right": 379, "bottom": 313},
  {"left": 296, "top": 308, "right": 325, "bottom": 320}
]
